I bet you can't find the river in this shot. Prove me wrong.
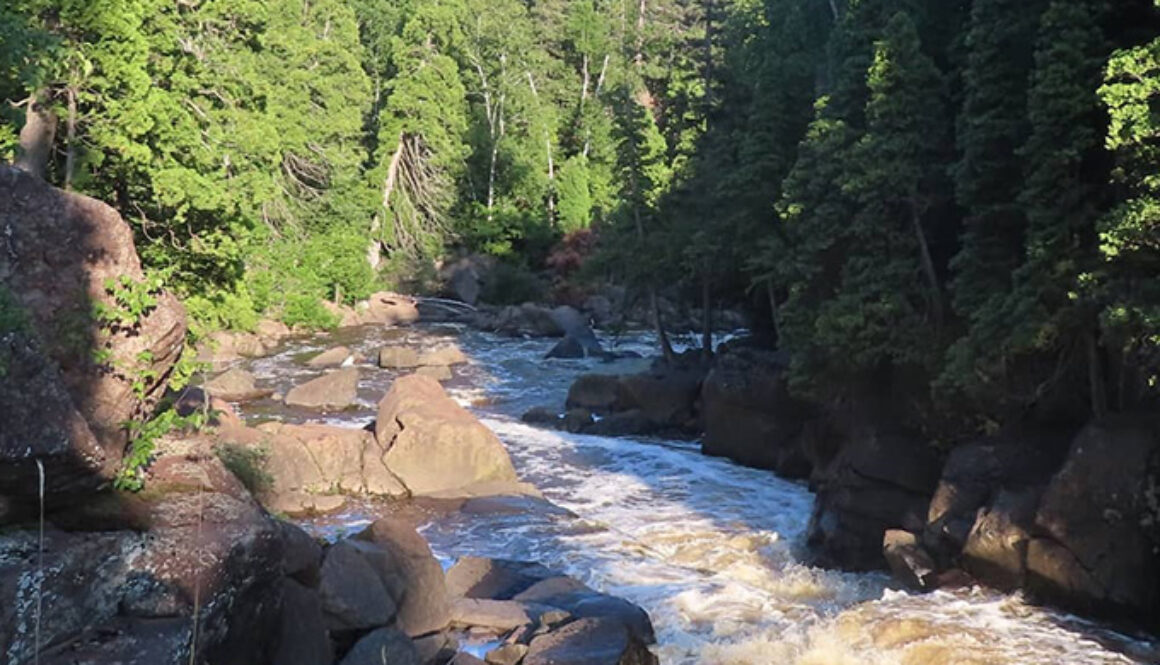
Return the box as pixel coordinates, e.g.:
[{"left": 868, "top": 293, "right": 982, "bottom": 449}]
[{"left": 238, "top": 323, "right": 1159, "bottom": 665}]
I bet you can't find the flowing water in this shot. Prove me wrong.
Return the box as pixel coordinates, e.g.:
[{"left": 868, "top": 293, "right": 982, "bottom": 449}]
[{"left": 240, "top": 323, "right": 1159, "bottom": 665}]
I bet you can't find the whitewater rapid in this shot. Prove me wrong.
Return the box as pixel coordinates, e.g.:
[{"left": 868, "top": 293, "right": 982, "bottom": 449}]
[{"left": 246, "top": 323, "right": 1158, "bottom": 665}]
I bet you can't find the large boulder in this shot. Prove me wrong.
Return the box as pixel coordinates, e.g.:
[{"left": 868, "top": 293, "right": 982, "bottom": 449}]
[
  {"left": 375, "top": 375, "right": 522, "bottom": 497},
  {"left": 355, "top": 518, "right": 451, "bottom": 637},
  {"left": 0, "top": 166, "right": 187, "bottom": 499},
  {"left": 1025, "top": 417, "right": 1160, "bottom": 624},
  {"left": 274, "top": 579, "right": 333, "bottom": 665},
  {"left": 961, "top": 488, "right": 1040, "bottom": 592},
  {"left": 216, "top": 422, "right": 408, "bottom": 515},
  {"left": 284, "top": 368, "right": 359, "bottom": 411},
  {"left": 363, "top": 292, "right": 420, "bottom": 326},
  {"left": 566, "top": 374, "right": 624, "bottom": 412},
  {"left": 616, "top": 365, "right": 703, "bottom": 431},
  {"left": 807, "top": 429, "right": 943, "bottom": 570},
  {"left": 922, "top": 429, "right": 1070, "bottom": 565},
  {"left": 318, "top": 540, "right": 397, "bottom": 631},
  {"left": 701, "top": 348, "right": 811, "bottom": 477}
]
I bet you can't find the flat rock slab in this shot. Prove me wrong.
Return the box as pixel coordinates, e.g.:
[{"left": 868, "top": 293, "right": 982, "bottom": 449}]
[{"left": 284, "top": 368, "right": 359, "bottom": 410}]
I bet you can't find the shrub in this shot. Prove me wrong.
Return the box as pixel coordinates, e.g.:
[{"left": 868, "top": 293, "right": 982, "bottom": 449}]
[{"left": 480, "top": 261, "right": 546, "bottom": 305}]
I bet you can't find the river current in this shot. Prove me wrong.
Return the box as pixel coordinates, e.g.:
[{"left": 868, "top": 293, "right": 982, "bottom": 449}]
[{"left": 239, "top": 323, "right": 1159, "bottom": 665}]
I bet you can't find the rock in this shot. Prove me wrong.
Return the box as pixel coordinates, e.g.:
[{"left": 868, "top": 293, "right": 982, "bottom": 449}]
[
  {"left": 1026, "top": 418, "right": 1160, "bottom": 622},
  {"left": 701, "top": 347, "right": 811, "bottom": 477},
  {"left": 565, "top": 374, "right": 623, "bottom": 412},
  {"left": 486, "top": 643, "right": 529, "bottom": 665},
  {"left": 586, "top": 410, "right": 653, "bottom": 437},
  {"left": 0, "top": 166, "right": 187, "bottom": 500},
  {"left": 364, "top": 291, "right": 421, "bottom": 326},
  {"left": 318, "top": 540, "right": 397, "bottom": 631},
  {"left": 582, "top": 295, "right": 614, "bottom": 328},
  {"left": 280, "top": 521, "right": 324, "bottom": 587},
  {"left": 356, "top": 517, "right": 451, "bottom": 637},
  {"left": 617, "top": 366, "right": 703, "bottom": 430},
  {"left": 308, "top": 345, "right": 353, "bottom": 368},
  {"left": 446, "top": 558, "right": 555, "bottom": 600},
  {"left": 922, "top": 429, "right": 1070, "bottom": 564},
  {"left": 521, "top": 406, "right": 559, "bottom": 425},
  {"left": 255, "top": 318, "right": 292, "bottom": 342},
  {"left": 322, "top": 300, "right": 364, "bottom": 328},
  {"left": 380, "top": 345, "right": 422, "bottom": 368},
  {"left": 443, "top": 255, "right": 495, "bottom": 305},
  {"left": 375, "top": 375, "right": 520, "bottom": 497},
  {"left": 524, "top": 618, "right": 658, "bottom": 665},
  {"left": 340, "top": 627, "right": 420, "bottom": 665},
  {"left": 1, "top": 434, "right": 285, "bottom": 665},
  {"left": 413, "top": 632, "right": 459, "bottom": 665},
  {"left": 512, "top": 579, "right": 654, "bottom": 645},
  {"left": 274, "top": 579, "right": 334, "bottom": 665},
  {"left": 451, "top": 655, "right": 488, "bottom": 665},
  {"left": 459, "top": 495, "right": 572, "bottom": 518},
  {"left": 480, "top": 303, "right": 564, "bottom": 337},
  {"left": 265, "top": 491, "right": 347, "bottom": 517},
  {"left": 961, "top": 488, "right": 1040, "bottom": 591},
  {"left": 562, "top": 408, "right": 593, "bottom": 433},
  {"left": 545, "top": 336, "right": 586, "bottom": 359},
  {"left": 200, "top": 330, "right": 270, "bottom": 367},
  {"left": 416, "top": 365, "right": 453, "bottom": 381},
  {"left": 451, "top": 598, "right": 540, "bottom": 632},
  {"left": 0, "top": 334, "right": 112, "bottom": 505},
  {"left": 204, "top": 367, "right": 272, "bottom": 402},
  {"left": 418, "top": 344, "right": 469, "bottom": 367},
  {"left": 882, "top": 529, "right": 937, "bottom": 590},
  {"left": 285, "top": 368, "right": 359, "bottom": 410},
  {"left": 806, "top": 429, "right": 943, "bottom": 570}
]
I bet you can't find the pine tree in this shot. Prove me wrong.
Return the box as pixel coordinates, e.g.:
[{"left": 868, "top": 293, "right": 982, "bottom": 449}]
[{"left": 943, "top": 0, "right": 1047, "bottom": 396}]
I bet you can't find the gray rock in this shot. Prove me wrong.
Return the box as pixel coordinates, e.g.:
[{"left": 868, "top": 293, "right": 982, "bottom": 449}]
[
  {"left": 274, "top": 579, "right": 333, "bottom": 665},
  {"left": 356, "top": 517, "right": 451, "bottom": 636},
  {"left": 380, "top": 346, "right": 421, "bottom": 368},
  {"left": 524, "top": 618, "right": 657, "bottom": 665},
  {"left": 340, "top": 627, "right": 420, "bottom": 665},
  {"left": 882, "top": 529, "right": 937, "bottom": 590},
  {"left": 318, "top": 540, "right": 397, "bottom": 631},
  {"left": 486, "top": 643, "right": 529, "bottom": 665},
  {"left": 307, "top": 346, "right": 352, "bottom": 368}
]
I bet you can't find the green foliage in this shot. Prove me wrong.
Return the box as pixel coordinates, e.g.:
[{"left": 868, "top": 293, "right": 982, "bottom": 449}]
[
  {"left": 94, "top": 274, "right": 164, "bottom": 329},
  {"left": 281, "top": 294, "right": 340, "bottom": 330},
  {"left": 114, "top": 406, "right": 207, "bottom": 492},
  {"left": 479, "top": 261, "right": 546, "bottom": 305},
  {"left": 215, "top": 443, "right": 273, "bottom": 494}
]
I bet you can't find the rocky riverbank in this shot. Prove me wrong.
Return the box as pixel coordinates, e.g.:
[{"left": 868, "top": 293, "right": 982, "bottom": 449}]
[
  {"left": 535, "top": 340, "right": 1160, "bottom": 632},
  {"left": 0, "top": 171, "right": 657, "bottom": 665}
]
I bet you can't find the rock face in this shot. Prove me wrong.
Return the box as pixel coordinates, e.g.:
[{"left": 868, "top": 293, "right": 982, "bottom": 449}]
[
  {"left": 0, "top": 166, "right": 187, "bottom": 498},
  {"left": 375, "top": 375, "right": 522, "bottom": 497},
  {"left": 701, "top": 348, "right": 811, "bottom": 477},
  {"left": 323, "top": 292, "right": 419, "bottom": 329},
  {"left": 1025, "top": 418, "right": 1160, "bottom": 623},
  {"left": 524, "top": 618, "right": 657, "bottom": 665},
  {"left": 807, "top": 429, "right": 942, "bottom": 570},
  {"left": 285, "top": 368, "right": 360, "bottom": 411}
]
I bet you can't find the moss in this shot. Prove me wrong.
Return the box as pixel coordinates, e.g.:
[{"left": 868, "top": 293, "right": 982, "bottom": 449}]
[{"left": 214, "top": 443, "right": 274, "bottom": 494}]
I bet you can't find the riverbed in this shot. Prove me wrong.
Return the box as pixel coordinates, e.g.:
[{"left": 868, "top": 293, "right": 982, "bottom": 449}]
[{"left": 234, "top": 323, "right": 1159, "bottom": 665}]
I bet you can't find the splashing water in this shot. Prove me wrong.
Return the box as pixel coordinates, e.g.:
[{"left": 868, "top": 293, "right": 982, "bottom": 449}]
[{"left": 246, "top": 324, "right": 1158, "bottom": 665}]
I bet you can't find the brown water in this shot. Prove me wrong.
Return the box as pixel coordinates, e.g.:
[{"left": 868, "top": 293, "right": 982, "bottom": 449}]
[{"left": 234, "top": 323, "right": 1160, "bottom": 665}]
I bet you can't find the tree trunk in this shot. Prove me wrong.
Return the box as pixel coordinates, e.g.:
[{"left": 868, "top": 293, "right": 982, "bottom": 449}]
[
  {"left": 64, "top": 87, "right": 78, "bottom": 190},
  {"left": 15, "top": 90, "right": 57, "bottom": 179},
  {"left": 766, "top": 281, "right": 783, "bottom": 345},
  {"left": 371, "top": 135, "right": 406, "bottom": 269},
  {"left": 909, "top": 201, "right": 943, "bottom": 326},
  {"left": 700, "top": 274, "right": 713, "bottom": 360},
  {"left": 527, "top": 72, "right": 556, "bottom": 226},
  {"left": 1088, "top": 329, "right": 1108, "bottom": 419}
]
